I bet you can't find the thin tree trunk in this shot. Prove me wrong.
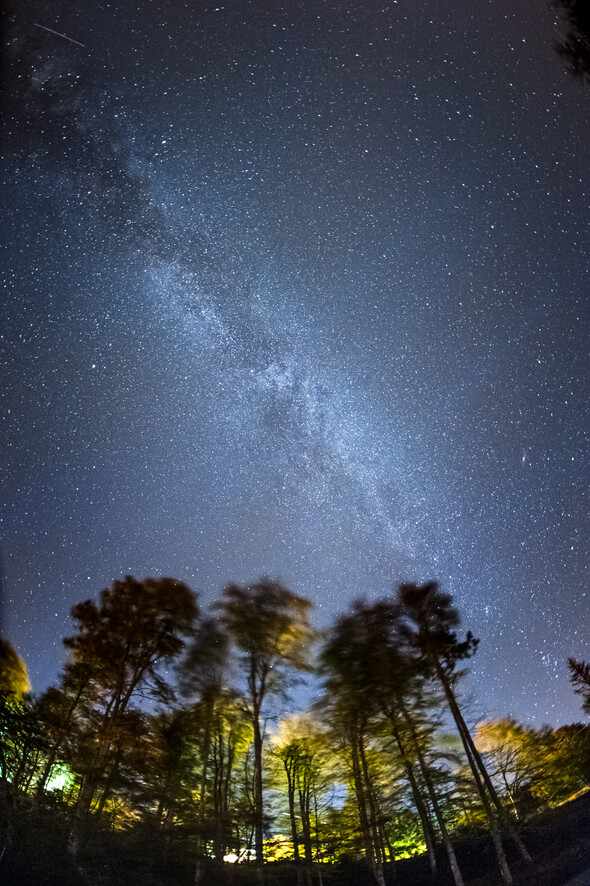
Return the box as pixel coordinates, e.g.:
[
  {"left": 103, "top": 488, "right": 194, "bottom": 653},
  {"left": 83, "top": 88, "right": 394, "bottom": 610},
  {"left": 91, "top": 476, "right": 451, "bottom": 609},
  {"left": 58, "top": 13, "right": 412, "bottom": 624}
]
[
  {"left": 36, "top": 676, "right": 89, "bottom": 800},
  {"left": 314, "top": 793, "right": 324, "bottom": 885},
  {"left": 437, "top": 664, "right": 532, "bottom": 865},
  {"left": 391, "top": 724, "right": 437, "bottom": 875},
  {"left": 438, "top": 679, "right": 512, "bottom": 885},
  {"left": 298, "top": 781, "right": 313, "bottom": 886},
  {"left": 350, "top": 738, "right": 376, "bottom": 873},
  {"left": 400, "top": 705, "right": 464, "bottom": 886},
  {"left": 95, "top": 756, "right": 119, "bottom": 821},
  {"left": 358, "top": 736, "right": 386, "bottom": 880},
  {"left": 284, "top": 759, "right": 300, "bottom": 863},
  {"left": 351, "top": 734, "right": 385, "bottom": 886},
  {"left": 252, "top": 708, "right": 264, "bottom": 868},
  {"left": 195, "top": 700, "right": 213, "bottom": 886}
]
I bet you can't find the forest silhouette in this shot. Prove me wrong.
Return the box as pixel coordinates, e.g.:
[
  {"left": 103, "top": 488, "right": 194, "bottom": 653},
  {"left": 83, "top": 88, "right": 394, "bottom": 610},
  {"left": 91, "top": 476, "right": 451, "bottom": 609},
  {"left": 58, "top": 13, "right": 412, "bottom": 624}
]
[{"left": 0, "top": 578, "right": 589, "bottom": 886}]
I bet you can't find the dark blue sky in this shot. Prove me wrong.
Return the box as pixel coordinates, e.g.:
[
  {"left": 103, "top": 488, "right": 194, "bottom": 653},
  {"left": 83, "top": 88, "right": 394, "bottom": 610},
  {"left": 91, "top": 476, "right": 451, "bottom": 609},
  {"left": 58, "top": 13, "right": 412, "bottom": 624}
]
[{"left": 2, "top": 0, "right": 588, "bottom": 725}]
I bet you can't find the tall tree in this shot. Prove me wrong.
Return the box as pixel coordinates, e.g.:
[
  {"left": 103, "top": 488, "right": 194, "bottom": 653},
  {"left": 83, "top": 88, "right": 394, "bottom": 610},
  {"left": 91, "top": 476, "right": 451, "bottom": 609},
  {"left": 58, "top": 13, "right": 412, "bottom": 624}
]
[
  {"left": 320, "top": 607, "right": 393, "bottom": 886},
  {"left": 271, "top": 713, "right": 335, "bottom": 884},
  {"left": 321, "top": 599, "right": 464, "bottom": 886},
  {"left": 64, "top": 576, "right": 199, "bottom": 856},
  {"left": 216, "top": 579, "right": 314, "bottom": 868},
  {"left": 398, "top": 582, "right": 532, "bottom": 885},
  {"left": 178, "top": 616, "right": 230, "bottom": 884}
]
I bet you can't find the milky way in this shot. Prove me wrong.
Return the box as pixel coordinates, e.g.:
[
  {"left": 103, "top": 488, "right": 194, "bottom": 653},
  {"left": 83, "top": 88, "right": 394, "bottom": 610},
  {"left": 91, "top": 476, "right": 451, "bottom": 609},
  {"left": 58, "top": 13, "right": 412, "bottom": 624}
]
[{"left": 2, "top": 0, "right": 588, "bottom": 725}]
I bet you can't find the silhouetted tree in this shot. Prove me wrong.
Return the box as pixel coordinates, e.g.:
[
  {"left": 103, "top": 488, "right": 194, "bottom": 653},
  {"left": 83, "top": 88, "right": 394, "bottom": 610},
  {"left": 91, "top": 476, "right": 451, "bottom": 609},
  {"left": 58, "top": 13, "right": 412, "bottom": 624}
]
[
  {"left": 179, "top": 615, "right": 231, "bottom": 882},
  {"left": 398, "top": 582, "right": 532, "bottom": 885},
  {"left": 568, "top": 657, "right": 590, "bottom": 715},
  {"left": 321, "top": 599, "right": 465, "bottom": 886},
  {"left": 320, "top": 606, "right": 394, "bottom": 886},
  {"left": 553, "top": 0, "right": 590, "bottom": 82}
]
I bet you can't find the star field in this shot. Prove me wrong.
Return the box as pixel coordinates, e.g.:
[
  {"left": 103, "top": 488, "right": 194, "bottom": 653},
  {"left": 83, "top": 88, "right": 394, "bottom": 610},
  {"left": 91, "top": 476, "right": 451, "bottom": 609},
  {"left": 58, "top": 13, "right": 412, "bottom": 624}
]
[{"left": 1, "top": 0, "right": 588, "bottom": 725}]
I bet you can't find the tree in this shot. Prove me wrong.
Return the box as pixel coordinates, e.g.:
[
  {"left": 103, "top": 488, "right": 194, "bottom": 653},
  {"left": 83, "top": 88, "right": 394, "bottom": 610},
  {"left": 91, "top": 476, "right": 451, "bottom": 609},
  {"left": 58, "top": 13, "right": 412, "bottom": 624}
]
[
  {"left": 398, "top": 582, "right": 532, "bottom": 885},
  {"left": 320, "top": 599, "right": 464, "bottom": 886},
  {"left": 320, "top": 605, "right": 400, "bottom": 886},
  {"left": 270, "top": 713, "right": 335, "bottom": 884},
  {"left": 216, "top": 579, "right": 314, "bottom": 868},
  {"left": 475, "top": 719, "right": 543, "bottom": 818},
  {"left": 178, "top": 616, "right": 230, "bottom": 882},
  {"left": 34, "top": 661, "right": 93, "bottom": 801},
  {"left": 63, "top": 576, "right": 199, "bottom": 856},
  {"left": 568, "top": 658, "right": 590, "bottom": 715},
  {"left": 0, "top": 639, "right": 32, "bottom": 862},
  {"left": 0, "top": 640, "right": 30, "bottom": 700},
  {"left": 552, "top": 0, "right": 590, "bottom": 83}
]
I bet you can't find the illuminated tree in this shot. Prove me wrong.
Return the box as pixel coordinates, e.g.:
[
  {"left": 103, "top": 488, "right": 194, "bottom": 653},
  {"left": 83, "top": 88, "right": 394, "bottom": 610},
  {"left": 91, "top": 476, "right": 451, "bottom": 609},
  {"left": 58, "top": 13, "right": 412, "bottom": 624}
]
[
  {"left": 0, "top": 640, "right": 32, "bottom": 862},
  {"left": 216, "top": 579, "right": 314, "bottom": 867},
  {"left": 475, "top": 718, "right": 543, "bottom": 818},
  {"left": 0, "top": 640, "right": 30, "bottom": 700},
  {"left": 64, "top": 576, "right": 199, "bottom": 856},
  {"left": 270, "top": 713, "right": 335, "bottom": 883}
]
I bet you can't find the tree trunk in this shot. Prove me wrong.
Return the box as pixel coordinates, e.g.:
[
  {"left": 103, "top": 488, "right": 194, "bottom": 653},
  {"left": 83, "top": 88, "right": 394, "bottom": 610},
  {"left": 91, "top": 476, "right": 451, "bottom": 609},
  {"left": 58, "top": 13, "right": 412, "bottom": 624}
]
[
  {"left": 252, "top": 709, "right": 264, "bottom": 867},
  {"left": 298, "top": 782, "right": 313, "bottom": 886},
  {"left": 350, "top": 739, "right": 374, "bottom": 864},
  {"left": 400, "top": 705, "right": 464, "bottom": 886},
  {"left": 437, "top": 664, "right": 532, "bottom": 865},
  {"left": 350, "top": 734, "right": 385, "bottom": 886},
  {"left": 358, "top": 737, "right": 386, "bottom": 876},
  {"left": 391, "top": 724, "right": 437, "bottom": 875},
  {"left": 68, "top": 774, "right": 98, "bottom": 857},
  {"left": 195, "top": 701, "right": 213, "bottom": 886},
  {"left": 67, "top": 742, "right": 112, "bottom": 857},
  {"left": 435, "top": 668, "right": 513, "bottom": 884},
  {"left": 95, "top": 754, "right": 121, "bottom": 821},
  {"left": 314, "top": 793, "right": 324, "bottom": 884}
]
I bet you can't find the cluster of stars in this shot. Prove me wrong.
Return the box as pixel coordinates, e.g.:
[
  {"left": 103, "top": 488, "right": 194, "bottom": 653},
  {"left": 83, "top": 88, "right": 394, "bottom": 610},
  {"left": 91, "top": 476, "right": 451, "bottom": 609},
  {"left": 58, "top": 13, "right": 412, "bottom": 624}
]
[{"left": 1, "top": 0, "right": 587, "bottom": 726}]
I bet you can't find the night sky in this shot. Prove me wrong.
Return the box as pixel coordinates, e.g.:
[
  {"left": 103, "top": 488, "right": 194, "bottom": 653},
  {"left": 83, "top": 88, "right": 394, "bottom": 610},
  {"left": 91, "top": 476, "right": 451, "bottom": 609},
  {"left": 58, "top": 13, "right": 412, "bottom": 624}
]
[{"left": 2, "top": 0, "right": 588, "bottom": 726}]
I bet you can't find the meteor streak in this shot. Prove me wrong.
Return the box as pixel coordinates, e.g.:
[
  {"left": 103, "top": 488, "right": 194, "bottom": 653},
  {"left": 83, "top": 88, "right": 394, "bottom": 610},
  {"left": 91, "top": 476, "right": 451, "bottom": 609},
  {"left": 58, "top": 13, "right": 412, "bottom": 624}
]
[{"left": 33, "top": 23, "right": 85, "bottom": 47}]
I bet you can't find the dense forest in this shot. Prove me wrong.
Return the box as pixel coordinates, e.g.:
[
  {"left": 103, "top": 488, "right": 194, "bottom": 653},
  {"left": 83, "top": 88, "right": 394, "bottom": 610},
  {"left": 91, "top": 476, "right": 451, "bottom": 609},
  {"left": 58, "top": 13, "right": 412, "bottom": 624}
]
[{"left": 1, "top": 578, "right": 589, "bottom": 886}]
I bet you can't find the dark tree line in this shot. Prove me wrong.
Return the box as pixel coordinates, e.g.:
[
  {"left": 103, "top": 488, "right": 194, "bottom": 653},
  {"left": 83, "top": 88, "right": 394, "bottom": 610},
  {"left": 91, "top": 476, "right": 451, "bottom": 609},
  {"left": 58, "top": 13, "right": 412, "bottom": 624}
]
[{"left": 0, "top": 578, "right": 588, "bottom": 886}]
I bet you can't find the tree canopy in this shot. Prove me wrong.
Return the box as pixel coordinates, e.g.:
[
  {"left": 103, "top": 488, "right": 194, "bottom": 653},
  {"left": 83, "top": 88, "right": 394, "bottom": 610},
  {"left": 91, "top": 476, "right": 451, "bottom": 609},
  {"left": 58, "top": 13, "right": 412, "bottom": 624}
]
[{"left": 1, "top": 576, "right": 588, "bottom": 886}]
